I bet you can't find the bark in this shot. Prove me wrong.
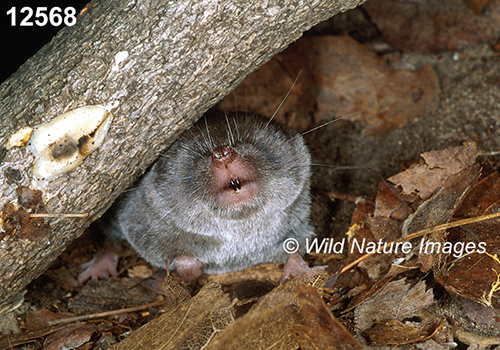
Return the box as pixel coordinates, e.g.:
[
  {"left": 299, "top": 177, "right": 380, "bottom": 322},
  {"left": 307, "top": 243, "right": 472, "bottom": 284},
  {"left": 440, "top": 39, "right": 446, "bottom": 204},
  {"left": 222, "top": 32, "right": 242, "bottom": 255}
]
[{"left": 0, "top": 0, "right": 364, "bottom": 310}]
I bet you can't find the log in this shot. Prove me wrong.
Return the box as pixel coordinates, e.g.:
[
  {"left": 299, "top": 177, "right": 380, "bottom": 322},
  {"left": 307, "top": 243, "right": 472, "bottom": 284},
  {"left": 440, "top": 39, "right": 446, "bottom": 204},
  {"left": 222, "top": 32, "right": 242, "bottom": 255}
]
[{"left": 0, "top": 0, "right": 365, "bottom": 311}]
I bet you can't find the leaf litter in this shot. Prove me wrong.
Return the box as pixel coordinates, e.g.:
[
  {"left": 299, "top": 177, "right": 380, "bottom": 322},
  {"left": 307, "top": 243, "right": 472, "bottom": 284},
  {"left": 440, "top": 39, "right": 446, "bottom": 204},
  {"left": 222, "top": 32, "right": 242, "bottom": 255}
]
[
  {"left": 4, "top": 16, "right": 500, "bottom": 350},
  {"left": 5, "top": 137, "right": 500, "bottom": 350}
]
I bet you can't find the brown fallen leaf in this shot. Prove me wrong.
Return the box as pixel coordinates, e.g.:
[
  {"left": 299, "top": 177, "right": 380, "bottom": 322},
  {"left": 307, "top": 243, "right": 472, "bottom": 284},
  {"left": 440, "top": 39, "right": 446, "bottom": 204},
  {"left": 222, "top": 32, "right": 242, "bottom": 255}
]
[
  {"left": 160, "top": 274, "right": 191, "bottom": 303},
  {"left": 363, "top": 0, "right": 500, "bottom": 53},
  {"left": 402, "top": 163, "right": 481, "bottom": 272},
  {"left": 388, "top": 142, "right": 478, "bottom": 200},
  {"left": 357, "top": 217, "right": 405, "bottom": 280},
  {"left": 342, "top": 211, "right": 500, "bottom": 277},
  {"left": 206, "top": 299, "right": 302, "bottom": 350},
  {"left": 341, "top": 148, "right": 499, "bottom": 282},
  {"left": 206, "top": 270, "right": 330, "bottom": 350},
  {"left": 453, "top": 171, "right": 500, "bottom": 218},
  {"left": 344, "top": 145, "right": 480, "bottom": 279},
  {"left": 354, "top": 279, "right": 433, "bottom": 332},
  {"left": 367, "top": 318, "right": 444, "bottom": 346},
  {"left": 463, "top": 0, "right": 491, "bottom": 14},
  {"left": 373, "top": 180, "right": 414, "bottom": 220},
  {"left": 426, "top": 167, "right": 500, "bottom": 309},
  {"left": 110, "top": 282, "right": 234, "bottom": 350},
  {"left": 25, "top": 308, "right": 70, "bottom": 330},
  {"left": 458, "top": 296, "right": 500, "bottom": 326},
  {"left": 346, "top": 182, "right": 410, "bottom": 280},
  {"left": 219, "top": 35, "right": 440, "bottom": 135},
  {"left": 435, "top": 233, "right": 500, "bottom": 309},
  {"left": 343, "top": 277, "right": 392, "bottom": 314},
  {"left": 292, "top": 284, "right": 363, "bottom": 350},
  {"left": 201, "top": 262, "right": 283, "bottom": 285},
  {"left": 0, "top": 323, "right": 86, "bottom": 350},
  {"left": 69, "top": 277, "right": 160, "bottom": 315},
  {"left": 44, "top": 324, "right": 97, "bottom": 350}
]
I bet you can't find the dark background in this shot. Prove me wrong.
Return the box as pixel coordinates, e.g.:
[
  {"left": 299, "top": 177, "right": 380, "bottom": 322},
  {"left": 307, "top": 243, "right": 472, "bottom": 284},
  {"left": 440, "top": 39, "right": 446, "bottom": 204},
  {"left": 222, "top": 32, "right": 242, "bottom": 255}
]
[{"left": 0, "top": 0, "right": 86, "bottom": 83}]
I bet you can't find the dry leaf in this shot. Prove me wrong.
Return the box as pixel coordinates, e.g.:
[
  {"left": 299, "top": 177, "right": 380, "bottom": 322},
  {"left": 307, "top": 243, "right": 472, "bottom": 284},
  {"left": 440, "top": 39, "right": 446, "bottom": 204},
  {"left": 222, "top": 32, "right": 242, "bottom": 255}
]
[
  {"left": 373, "top": 181, "right": 414, "bottom": 220},
  {"left": 363, "top": 0, "right": 500, "bottom": 52},
  {"left": 110, "top": 282, "right": 234, "bottom": 350},
  {"left": 354, "top": 279, "right": 433, "bottom": 332},
  {"left": 388, "top": 143, "right": 478, "bottom": 200},
  {"left": 367, "top": 318, "right": 444, "bottom": 346},
  {"left": 69, "top": 278, "right": 159, "bottom": 315},
  {"left": 44, "top": 324, "right": 97, "bottom": 350},
  {"left": 401, "top": 164, "right": 480, "bottom": 239},
  {"left": 344, "top": 277, "right": 392, "bottom": 314},
  {"left": 205, "top": 271, "right": 329, "bottom": 350},
  {"left": 205, "top": 300, "right": 301, "bottom": 350},
  {"left": 432, "top": 169, "right": 500, "bottom": 309},
  {"left": 453, "top": 172, "right": 500, "bottom": 218},
  {"left": 201, "top": 262, "right": 283, "bottom": 285},
  {"left": 219, "top": 35, "right": 439, "bottom": 135},
  {"left": 458, "top": 296, "right": 500, "bottom": 326},
  {"left": 436, "top": 242, "right": 500, "bottom": 309},
  {"left": 293, "top": 284, "right": 363, "bottom": 350}
]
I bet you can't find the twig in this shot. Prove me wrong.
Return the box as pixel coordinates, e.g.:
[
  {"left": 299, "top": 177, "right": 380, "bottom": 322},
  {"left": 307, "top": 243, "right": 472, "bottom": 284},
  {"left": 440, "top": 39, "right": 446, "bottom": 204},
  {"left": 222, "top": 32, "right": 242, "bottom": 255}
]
[
  {"left": 47, "top": 299, "right": 170, "bottom": 326},
  {"left": 340, "top": 211, "right": 500, "bottom": 274},
  {"left": 30, "top": 213, "right": 89, "bottom": 218},
  {"left": 478, "top": 150, "right": 500, "bottom": 157}
]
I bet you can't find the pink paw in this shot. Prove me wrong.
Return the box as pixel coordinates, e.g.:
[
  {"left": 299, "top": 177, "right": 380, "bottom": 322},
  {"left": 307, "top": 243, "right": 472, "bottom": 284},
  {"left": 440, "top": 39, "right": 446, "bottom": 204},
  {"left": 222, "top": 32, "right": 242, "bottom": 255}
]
[
  {"left": 78, "top": 252, "right": 119, "bottom": 283},
  {"left": 174, "top": 255, "right": 204, "bottom": 283},
  {"left": 283, "top": 253, "right": 325, "bottom": 278}
]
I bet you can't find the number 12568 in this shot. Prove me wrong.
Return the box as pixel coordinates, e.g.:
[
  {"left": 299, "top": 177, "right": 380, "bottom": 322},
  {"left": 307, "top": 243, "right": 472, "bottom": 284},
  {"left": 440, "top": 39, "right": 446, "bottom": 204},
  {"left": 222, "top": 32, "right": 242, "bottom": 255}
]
[{"left": 7, "top": 7, "right": 77, "bottom": 27}]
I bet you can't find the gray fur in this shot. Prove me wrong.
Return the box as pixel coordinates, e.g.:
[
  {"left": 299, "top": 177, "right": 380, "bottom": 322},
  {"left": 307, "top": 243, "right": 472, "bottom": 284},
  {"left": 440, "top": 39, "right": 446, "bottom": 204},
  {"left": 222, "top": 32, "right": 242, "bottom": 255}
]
[{"left": 108, "top": 111, "right": 313, "bottom": 274}]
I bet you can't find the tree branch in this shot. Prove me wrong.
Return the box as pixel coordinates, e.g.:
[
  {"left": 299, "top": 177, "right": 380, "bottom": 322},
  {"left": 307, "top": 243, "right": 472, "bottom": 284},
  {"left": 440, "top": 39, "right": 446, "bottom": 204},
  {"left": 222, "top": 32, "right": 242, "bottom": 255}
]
[{"left": 0, "top": 0, "right": 364, "bottom": 310}]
